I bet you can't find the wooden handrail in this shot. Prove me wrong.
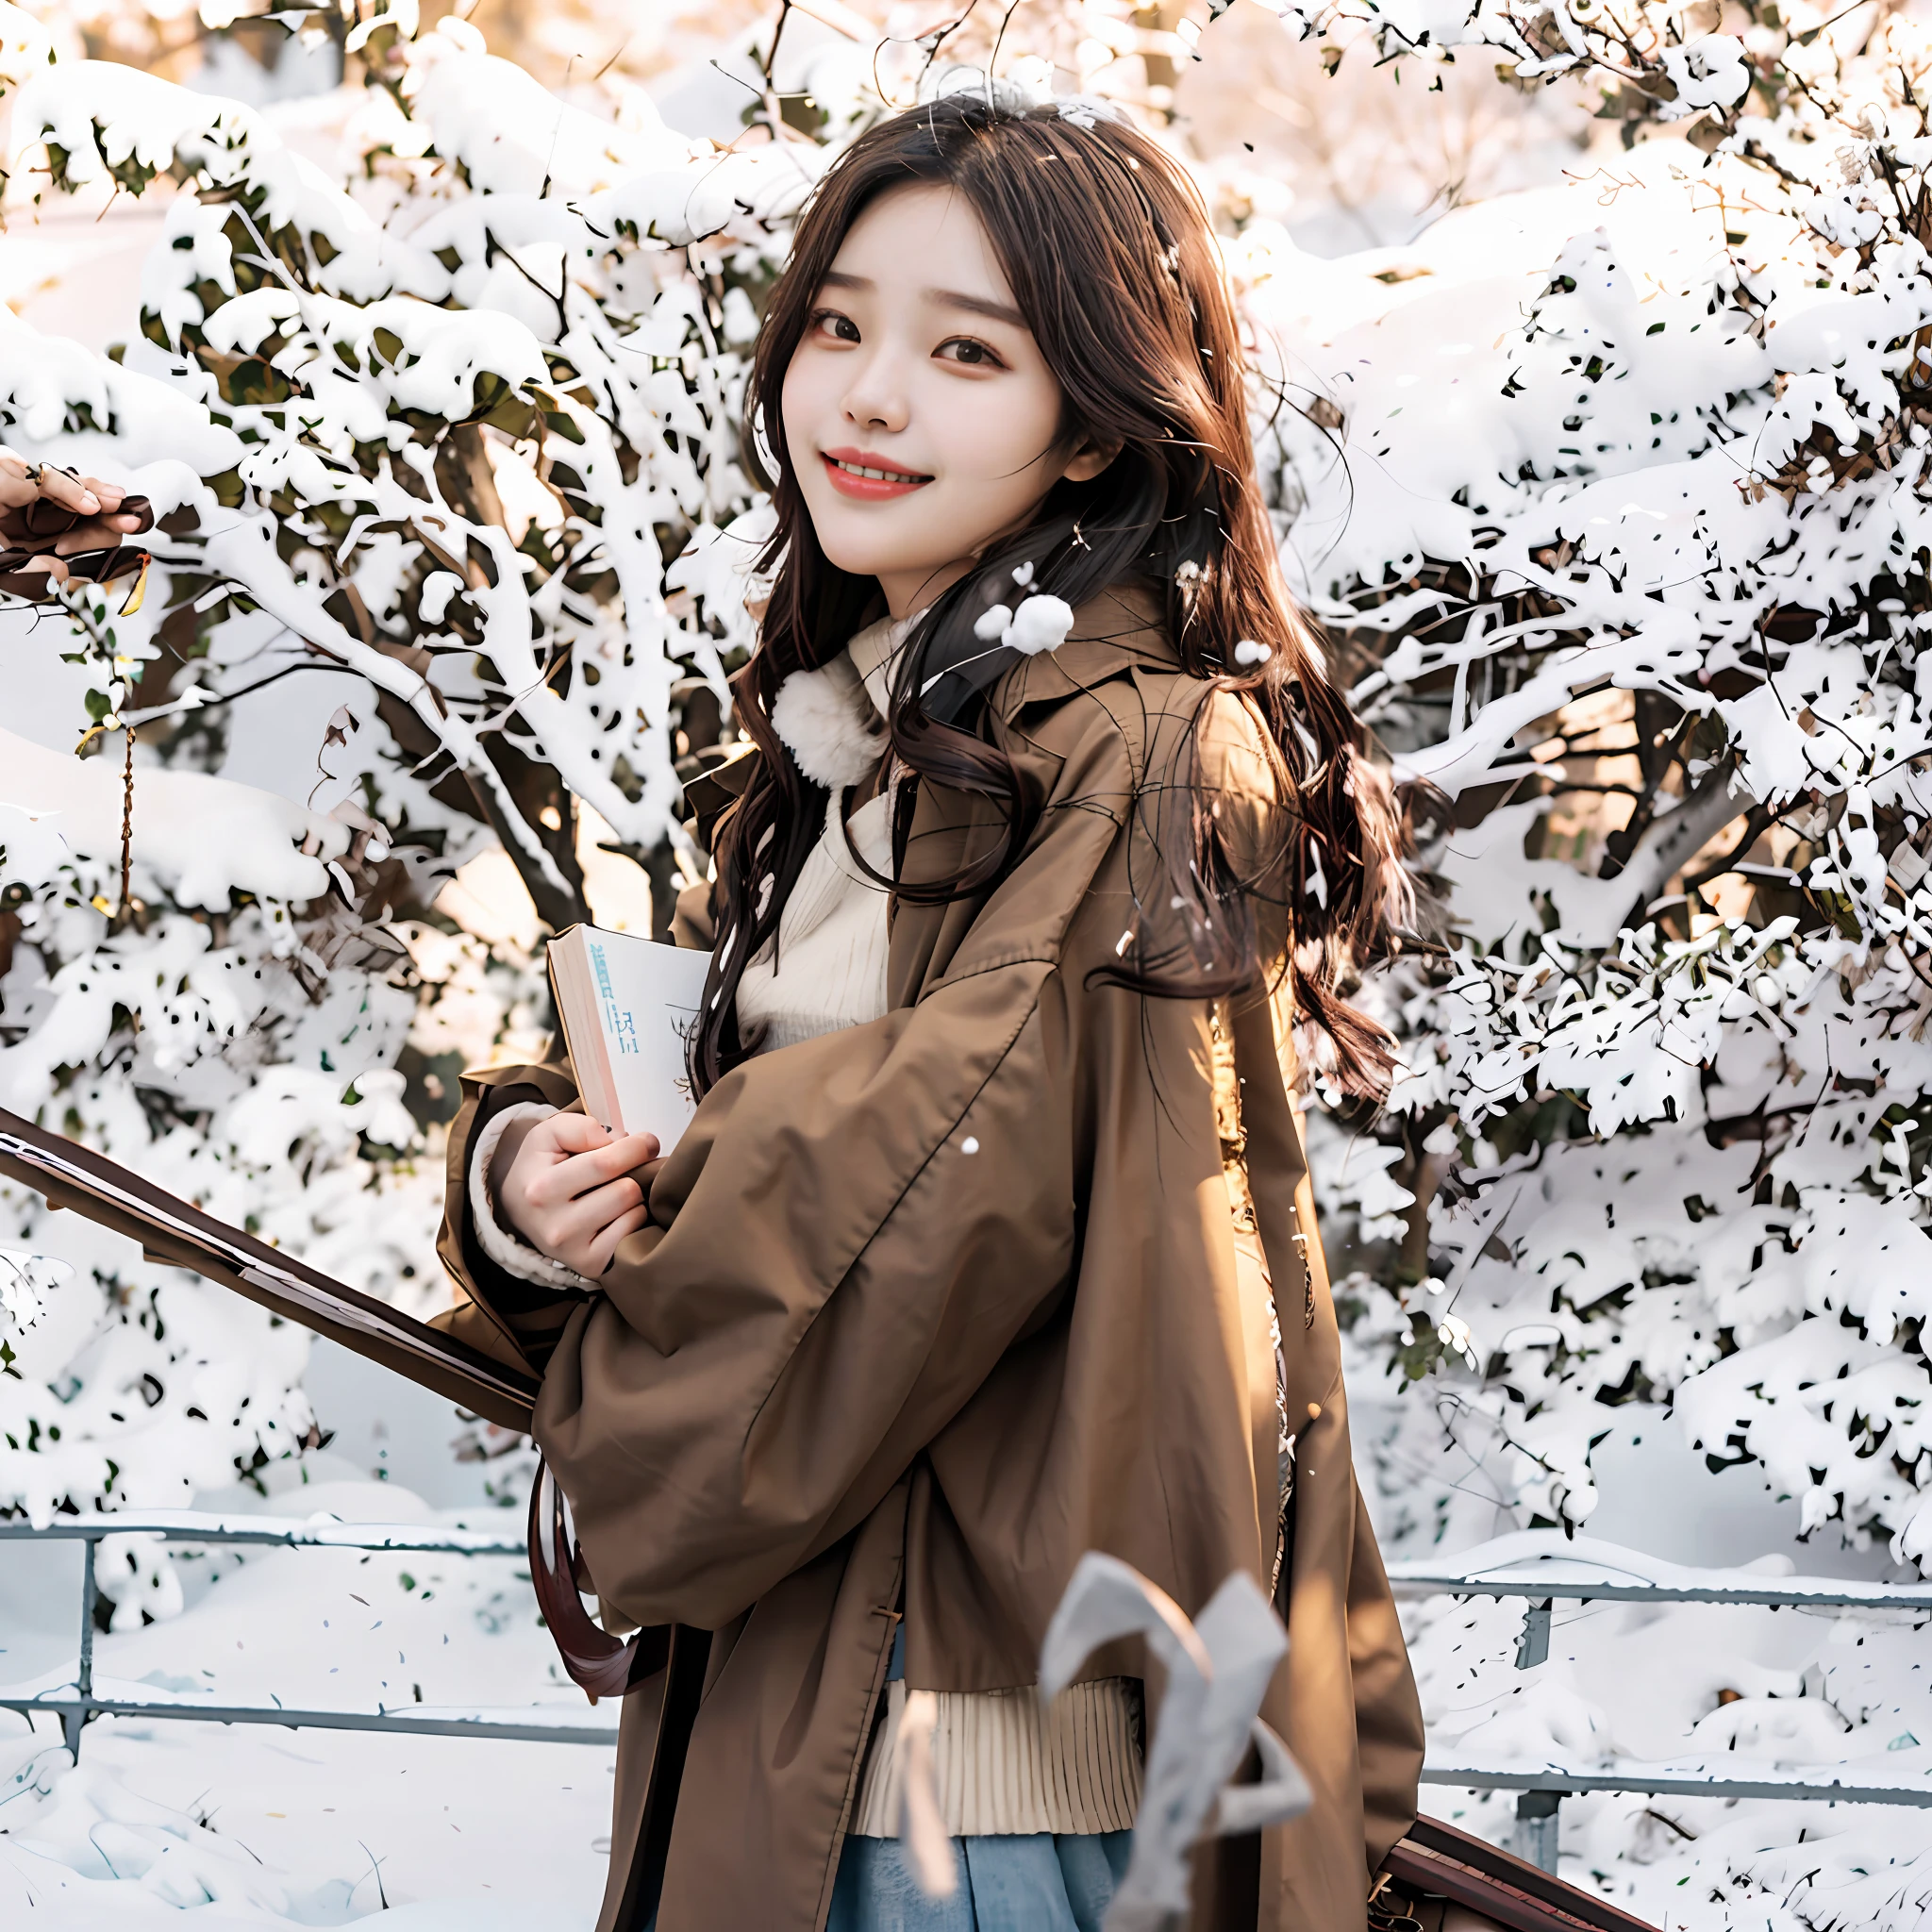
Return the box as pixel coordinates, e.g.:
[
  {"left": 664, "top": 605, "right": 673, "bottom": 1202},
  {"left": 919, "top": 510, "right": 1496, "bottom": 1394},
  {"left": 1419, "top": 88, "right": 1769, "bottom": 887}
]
[{"left": 0, "top": 1107, "right": 537, "bottom": 1431}]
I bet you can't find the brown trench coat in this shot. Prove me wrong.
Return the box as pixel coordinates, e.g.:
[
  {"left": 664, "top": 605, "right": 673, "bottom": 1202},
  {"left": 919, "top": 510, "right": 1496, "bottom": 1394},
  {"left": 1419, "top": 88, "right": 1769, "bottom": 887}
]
[{"left": 432, "top": 585, "right": 1424, "bottom": 1932}]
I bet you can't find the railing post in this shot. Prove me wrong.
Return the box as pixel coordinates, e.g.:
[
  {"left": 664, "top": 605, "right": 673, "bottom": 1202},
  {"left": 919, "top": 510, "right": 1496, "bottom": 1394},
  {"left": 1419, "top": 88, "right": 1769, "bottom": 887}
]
[
  {"left": 62, "top": 1535, "right": 99, "bottom": 1761},
  {"left": 1514, "top": 1598, "right": 1552, "bottom": 1670},
  {"left": 1514, "top": 1789, "right": 1560, "bottom": 1873}
]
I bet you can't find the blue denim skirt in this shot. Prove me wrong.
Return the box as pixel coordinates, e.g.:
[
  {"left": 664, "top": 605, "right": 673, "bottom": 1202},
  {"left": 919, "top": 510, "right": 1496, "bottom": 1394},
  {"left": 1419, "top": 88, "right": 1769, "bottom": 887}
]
[
  {"left": 643, "top": 1829, "right": 1130, "bottom": 1932},
  {"left": 826, "top": 1827, "right": 1132, "bottom": 1932}
]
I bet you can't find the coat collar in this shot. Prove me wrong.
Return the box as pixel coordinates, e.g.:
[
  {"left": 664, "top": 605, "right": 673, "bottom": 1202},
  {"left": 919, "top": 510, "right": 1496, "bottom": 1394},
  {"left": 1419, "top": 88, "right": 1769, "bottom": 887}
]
[
  {"left": 769, "top": 582, "right": 1175, "bottom": 759},
  {"left": 988, "top": 581, "right": 1177, "bottom": 719},
  {"left": 688, "top": 582, "right": 1179, "bottom": 854}
]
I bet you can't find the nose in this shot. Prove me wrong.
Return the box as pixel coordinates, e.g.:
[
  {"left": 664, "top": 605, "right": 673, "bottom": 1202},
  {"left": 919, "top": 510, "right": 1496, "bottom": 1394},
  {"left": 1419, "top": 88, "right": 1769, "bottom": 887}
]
[{"left": 841, "top": 347, "right": 909, "bottom": 437}]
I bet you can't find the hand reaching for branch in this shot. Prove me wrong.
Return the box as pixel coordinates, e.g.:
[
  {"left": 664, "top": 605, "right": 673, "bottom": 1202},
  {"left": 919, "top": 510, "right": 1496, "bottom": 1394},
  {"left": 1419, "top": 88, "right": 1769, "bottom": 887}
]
[
  {"left": 0, "top": 449, "right": 153, "bottom": 595},
  {"left": 500, "top": 1112, "right": 662, "bottom": 1278}
]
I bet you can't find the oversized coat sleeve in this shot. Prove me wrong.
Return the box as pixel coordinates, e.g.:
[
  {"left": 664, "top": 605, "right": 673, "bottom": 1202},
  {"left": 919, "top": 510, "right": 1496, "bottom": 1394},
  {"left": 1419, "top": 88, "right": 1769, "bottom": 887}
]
[{"left": 440, "top": 700, "right": 1139, "bottom": 1634}]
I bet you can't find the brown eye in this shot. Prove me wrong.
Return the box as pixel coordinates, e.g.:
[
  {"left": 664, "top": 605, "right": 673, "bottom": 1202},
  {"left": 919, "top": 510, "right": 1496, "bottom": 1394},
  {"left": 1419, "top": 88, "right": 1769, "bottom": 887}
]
[
  {"left": 811, "top": 309, "right": 859, "bottom": 343},
  {"left": 938, "top": 337, "right": 1002, "bottom": 368}
]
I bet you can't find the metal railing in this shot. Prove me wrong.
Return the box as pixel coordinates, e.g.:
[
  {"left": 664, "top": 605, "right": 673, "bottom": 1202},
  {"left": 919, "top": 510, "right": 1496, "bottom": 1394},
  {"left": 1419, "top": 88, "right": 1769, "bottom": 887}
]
[
  {"left": 11, "top": 1515, "right": 1928, "bottom": 1879},
  {"left": 0, "top": 1510, "right": 620, "bottom": 1757},
  {"left": 1387, "top": 1531, "right": 1932, "bottom": 1872}
]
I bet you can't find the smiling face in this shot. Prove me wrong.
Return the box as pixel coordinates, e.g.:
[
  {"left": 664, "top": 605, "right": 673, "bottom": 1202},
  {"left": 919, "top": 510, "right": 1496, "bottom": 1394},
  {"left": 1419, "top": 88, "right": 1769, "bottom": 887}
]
[{"left": 779, "top": 183, "right": 1111, "bottom": 621}]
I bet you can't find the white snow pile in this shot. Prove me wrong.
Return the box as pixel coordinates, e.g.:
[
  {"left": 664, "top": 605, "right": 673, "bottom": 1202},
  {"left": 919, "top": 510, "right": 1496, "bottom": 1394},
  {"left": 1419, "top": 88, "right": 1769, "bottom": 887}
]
[
  {"left": 0, "top": 1481, "right": 610, "bottom": 1927},
  {"left": 1401, "top": 1563, "right": 1932, "bottom": 1931},
  {"left": 1, "top": 731, "right": 346, "bottom": 908}
]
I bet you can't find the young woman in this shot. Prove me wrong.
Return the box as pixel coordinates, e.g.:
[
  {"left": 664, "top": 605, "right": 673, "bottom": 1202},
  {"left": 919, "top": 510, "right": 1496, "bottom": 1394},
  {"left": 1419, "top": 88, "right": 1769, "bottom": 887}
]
[{"left": 435, "top": 92, "right": 1424, "bottom": 1932}]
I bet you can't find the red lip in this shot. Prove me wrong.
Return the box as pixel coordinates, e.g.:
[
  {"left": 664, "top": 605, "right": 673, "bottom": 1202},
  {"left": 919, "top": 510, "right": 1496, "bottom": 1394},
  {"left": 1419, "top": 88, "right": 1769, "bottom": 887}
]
[{"left": 821, "top": 448, "right": 932, "bottom": 501}]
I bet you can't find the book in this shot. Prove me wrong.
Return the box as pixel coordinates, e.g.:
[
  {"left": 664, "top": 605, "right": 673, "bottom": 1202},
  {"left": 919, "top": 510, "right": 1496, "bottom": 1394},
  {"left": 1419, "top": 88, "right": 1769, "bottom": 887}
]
[
  {"left": 546, "top": 924, "right": 713, "bottom": 1146},
  {"left": 0, "top": 1108, "right": 538, "bottom": 1431}
]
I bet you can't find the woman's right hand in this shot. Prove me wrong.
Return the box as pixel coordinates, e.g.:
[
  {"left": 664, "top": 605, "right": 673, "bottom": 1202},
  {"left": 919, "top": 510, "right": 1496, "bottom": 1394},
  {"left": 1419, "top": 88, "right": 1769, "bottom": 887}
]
[{"left": 500, "top": 1113, "right": 661, "bottom": 1277}]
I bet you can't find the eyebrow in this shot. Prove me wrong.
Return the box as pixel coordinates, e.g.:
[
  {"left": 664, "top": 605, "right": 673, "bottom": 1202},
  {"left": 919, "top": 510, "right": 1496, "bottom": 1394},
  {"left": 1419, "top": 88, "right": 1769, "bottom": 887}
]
[{"left": 820, "top": 270, "right": 1026, "bottom": 330}]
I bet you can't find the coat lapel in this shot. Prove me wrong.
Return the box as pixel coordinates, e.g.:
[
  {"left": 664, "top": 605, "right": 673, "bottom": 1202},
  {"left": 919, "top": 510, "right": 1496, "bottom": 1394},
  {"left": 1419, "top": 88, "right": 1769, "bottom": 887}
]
[{"left": 884, "top": 582, "right": 1179, "bottom": 1007}]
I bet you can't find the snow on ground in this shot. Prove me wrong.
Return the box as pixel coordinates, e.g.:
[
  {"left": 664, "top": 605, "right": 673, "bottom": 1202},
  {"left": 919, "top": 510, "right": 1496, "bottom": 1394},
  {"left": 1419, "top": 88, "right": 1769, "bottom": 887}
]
[
  {"left": 11, "top": 1476, "right": 1929, "bottom": 1930},
  {"left": 0, "top": 1328, "right": 1924, "bottom": 1931},
  {"left": 0, "top": 1474, "right": 612, "bottom": 1927},
  {"left": 1353, "top": 1385, "right": 1932, "bottom": 1926},
  {"left": 8, "top": 1391, "right": 1930, "bottom": 1929},
  {"left": 1424, "top": 1778, "right": 1932, "bottom": 1932},
  {"left": 1408, "top": 1589, "right": 1932, "bottom": 1932}
]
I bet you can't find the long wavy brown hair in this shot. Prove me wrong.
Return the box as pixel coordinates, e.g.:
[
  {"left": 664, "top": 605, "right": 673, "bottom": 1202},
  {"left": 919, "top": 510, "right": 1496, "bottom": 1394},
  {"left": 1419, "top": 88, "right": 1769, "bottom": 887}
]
[{"left": 691, "top": 92, "right": 1410, "bottom": 1097}]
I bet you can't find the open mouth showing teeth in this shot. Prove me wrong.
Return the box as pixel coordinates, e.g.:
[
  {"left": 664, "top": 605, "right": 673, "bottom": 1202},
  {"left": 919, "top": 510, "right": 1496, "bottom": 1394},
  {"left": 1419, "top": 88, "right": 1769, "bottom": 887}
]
[{"left": 828, "top": 457, "right": 931, "bottom": 483}]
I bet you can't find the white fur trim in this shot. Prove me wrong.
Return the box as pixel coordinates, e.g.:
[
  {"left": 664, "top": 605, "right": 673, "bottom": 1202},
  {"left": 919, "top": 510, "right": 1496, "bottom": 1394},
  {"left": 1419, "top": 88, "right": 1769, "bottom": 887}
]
[
  {"left": 469, "top": 1102, "right": 595, "bottom": 1294},
  {"left": 1007, "top": 594, "right": 1075, "bottom": 657},
  {"left": 771, "top": 657, "right": 882, "bottom": 789}
]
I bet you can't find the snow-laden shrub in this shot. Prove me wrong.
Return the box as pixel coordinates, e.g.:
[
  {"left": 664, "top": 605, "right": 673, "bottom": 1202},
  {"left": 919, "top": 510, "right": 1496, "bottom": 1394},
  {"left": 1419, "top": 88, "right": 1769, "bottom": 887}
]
[
  {"left": 0, "top": 6, "right": 798, "bottom": 1540},
  {"left": 1238, "top": 0, "right": 1932, "bottom": 1566}
]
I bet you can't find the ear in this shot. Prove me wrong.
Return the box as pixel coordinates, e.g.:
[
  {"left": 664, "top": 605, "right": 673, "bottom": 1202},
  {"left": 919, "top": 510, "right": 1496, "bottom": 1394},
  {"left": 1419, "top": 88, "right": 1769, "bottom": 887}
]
[{"left": 1061, "top": 437, "right": 1120, "bottom": 484}]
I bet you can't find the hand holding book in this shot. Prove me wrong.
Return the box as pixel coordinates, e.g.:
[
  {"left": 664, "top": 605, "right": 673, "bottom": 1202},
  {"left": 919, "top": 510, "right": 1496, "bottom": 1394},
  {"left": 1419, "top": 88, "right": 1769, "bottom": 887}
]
[
  {"left": 508, "top": 924, "right": 713, "bottom": 1278},
  {"left": 499, "top": 1113, "right": 660, "bottom": 1278}
]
